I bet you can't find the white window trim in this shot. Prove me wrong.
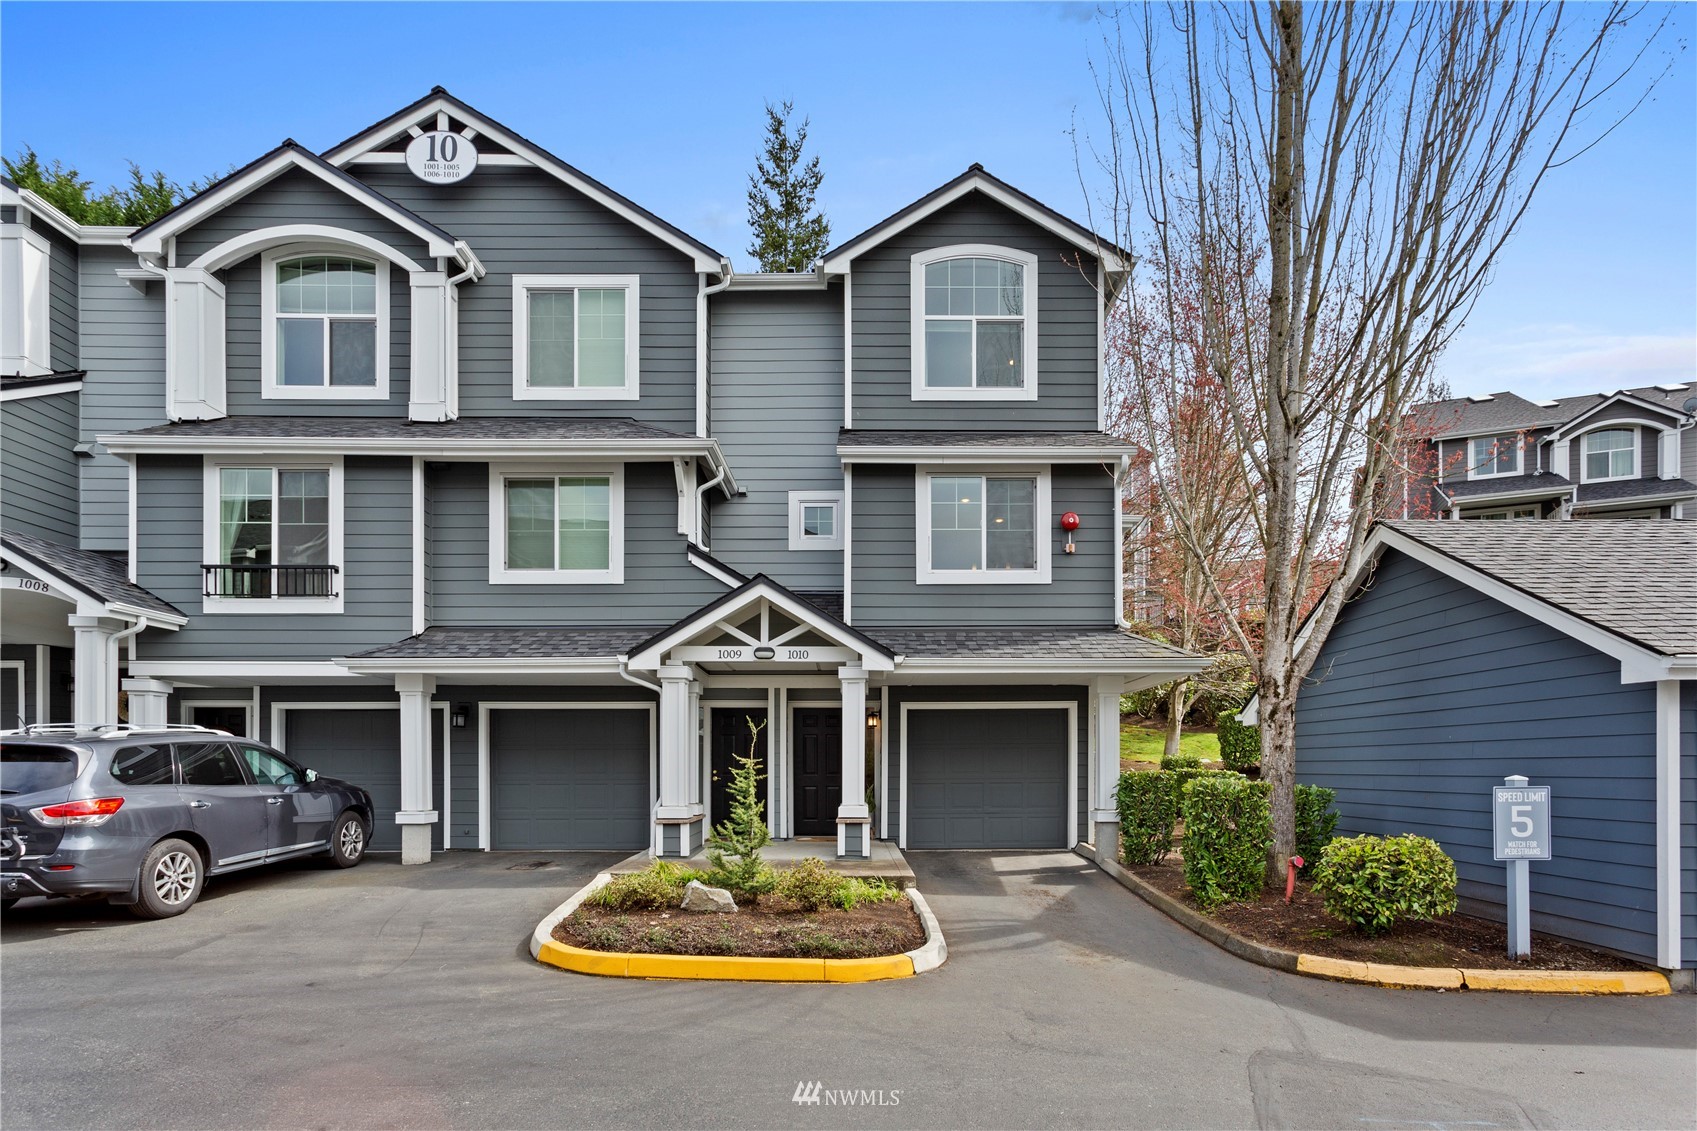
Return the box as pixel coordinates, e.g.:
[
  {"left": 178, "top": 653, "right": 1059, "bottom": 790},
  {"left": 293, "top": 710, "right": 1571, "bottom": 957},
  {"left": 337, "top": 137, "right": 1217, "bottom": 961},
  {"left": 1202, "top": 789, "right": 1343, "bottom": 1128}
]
[
  {"left": 260, "top": 246, "right": 391, "bottom": 401},
  {"left": 909, "top": 244, "right": 1039, "bottom": 402},
  {"left": 1465, "top": 433, "right": 1523, "bottom": 480},
  {"left": 511, "top": 274, "right": 640, "bottom": 401},
  {"left": 787, "top": 490, "right": 845, "bottom": 551},
  {"left": 1, "top": 223, "right": 52, "bottom": 376},
  {"left": 201, "top": 457, "right": 345, "bottom": 614},
  {"left": 914, "top": 465, "right": 1051, "bottom": 585},
  {"left": 487, "top": 463, "right": 625, "bottom": 585},
  {"left": 1579, "top": 427, "right": 1641, "bottom": 484}
]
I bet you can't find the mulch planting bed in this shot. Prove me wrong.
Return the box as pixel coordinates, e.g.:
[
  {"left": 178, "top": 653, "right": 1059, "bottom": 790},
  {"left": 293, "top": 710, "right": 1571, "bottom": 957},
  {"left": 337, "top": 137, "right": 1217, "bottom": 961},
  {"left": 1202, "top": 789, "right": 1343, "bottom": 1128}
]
[
  {"left": 556, "top": 897, "right": 925, "bottom": 960},
  {"left": 1130, "top": 859, "right": 1642, "bottom": 972}
]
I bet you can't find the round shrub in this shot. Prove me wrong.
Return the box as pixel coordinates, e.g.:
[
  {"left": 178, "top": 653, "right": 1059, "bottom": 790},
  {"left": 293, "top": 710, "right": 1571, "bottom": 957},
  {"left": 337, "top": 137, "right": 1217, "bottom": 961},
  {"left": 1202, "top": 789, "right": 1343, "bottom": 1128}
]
[
  {"left": 1160, "top": 750, "right": 1203, "bottom": 772},
  {"left": 1181, "top": 776, "right": 1272, "bottom": 909},
  {"left": 1312, "top": 834, "right": 1458, "bottom": 935},
  {"left": 774, "top": 856, "right": 848, "bottom": 911},
  {"left": 1216, "top": 711, "right": 1261, "bottom": 773},
  {"left": 1116, "top": 771, "right": 1178, "bottom": 865}
]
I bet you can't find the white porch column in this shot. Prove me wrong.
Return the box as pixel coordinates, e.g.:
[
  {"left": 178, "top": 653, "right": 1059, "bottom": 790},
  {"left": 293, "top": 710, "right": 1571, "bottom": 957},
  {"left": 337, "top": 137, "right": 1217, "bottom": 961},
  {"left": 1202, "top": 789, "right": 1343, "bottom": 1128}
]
[
  {"left": 122, "top": 678, "right": 172, "bottom": 727},
  {"left": 67, "top": 615, "right": 124, "bottom": 725},
  {"left": 836, "top": 665, "right": 871, "bottom": 858},
  {"left": 654, "top": 664, "right": 704, "bottom": 857},
  {"left": 396, "top": 673, "right": 437, "bottom": 865},
  {"left": 1090, "top": 676, "right": 1123, "bottom": 865}
]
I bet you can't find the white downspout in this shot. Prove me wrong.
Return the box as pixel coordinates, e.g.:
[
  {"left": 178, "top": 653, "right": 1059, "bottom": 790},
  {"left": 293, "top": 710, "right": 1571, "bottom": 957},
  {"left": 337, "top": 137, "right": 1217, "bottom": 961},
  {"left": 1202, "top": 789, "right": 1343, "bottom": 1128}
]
[
  {"left": 696, "top": 265, "right": 734, "bottom": 438},
  {"left": 617, "top": 657, "right": 662, "bottom": 695}
]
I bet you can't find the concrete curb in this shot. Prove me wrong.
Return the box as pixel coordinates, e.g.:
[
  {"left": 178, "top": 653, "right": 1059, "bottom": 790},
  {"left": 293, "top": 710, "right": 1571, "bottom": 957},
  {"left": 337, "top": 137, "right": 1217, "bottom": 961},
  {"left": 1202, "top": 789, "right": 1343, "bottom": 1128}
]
[
  {"left": 530, "top": 876, "right": 946, "bottom": 983},
  {"left": 1088, "top": 850, "right": 1669, "bottom": 995}
]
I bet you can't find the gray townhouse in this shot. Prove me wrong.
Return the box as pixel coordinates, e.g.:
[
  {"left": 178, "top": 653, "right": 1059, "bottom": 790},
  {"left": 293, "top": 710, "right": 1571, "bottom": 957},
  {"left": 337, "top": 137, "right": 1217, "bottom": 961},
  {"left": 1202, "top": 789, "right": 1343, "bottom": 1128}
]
[
  {"left": 0, "top": 89, "right": 1203, "bottom": 864},
  {"left": 1406, "top": 386, "right": 1697, "bottom": 520}
]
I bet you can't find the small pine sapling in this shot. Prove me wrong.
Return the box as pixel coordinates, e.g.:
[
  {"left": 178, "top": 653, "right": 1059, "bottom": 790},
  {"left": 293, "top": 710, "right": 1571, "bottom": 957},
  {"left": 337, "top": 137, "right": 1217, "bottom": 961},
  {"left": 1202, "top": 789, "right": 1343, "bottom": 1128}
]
[{"left": 705, "top": 716, "right": 772, "bottom": 894}]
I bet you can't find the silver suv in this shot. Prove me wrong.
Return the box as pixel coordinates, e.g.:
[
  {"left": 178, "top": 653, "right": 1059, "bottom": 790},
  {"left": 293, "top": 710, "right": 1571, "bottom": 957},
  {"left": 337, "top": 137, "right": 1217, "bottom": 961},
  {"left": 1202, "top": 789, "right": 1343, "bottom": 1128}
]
[{"left": 1, "top": 724, "right": 375, "bottom": 919}]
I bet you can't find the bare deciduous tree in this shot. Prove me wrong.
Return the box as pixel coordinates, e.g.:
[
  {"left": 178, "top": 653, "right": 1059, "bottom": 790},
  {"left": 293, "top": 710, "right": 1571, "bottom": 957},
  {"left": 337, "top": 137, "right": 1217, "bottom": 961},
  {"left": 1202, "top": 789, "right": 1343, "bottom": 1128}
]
[{"left": 1083, "top": 1, "right": 1669, "bottom": 878}]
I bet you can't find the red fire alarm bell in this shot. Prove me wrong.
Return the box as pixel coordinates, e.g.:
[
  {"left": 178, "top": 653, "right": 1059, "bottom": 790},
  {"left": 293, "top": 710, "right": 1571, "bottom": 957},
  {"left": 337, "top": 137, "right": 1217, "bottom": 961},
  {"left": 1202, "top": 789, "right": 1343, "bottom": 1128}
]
[{"left": 1060, "top": 511, "right": 1080, "bottom": 554}]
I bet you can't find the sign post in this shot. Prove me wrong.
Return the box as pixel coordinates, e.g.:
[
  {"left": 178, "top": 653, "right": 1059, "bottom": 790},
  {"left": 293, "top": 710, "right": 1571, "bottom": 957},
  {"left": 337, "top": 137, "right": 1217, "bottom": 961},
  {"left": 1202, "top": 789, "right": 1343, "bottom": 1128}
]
[{"left": 1492, "top": 774, "right": 1551, "bottom": 958}]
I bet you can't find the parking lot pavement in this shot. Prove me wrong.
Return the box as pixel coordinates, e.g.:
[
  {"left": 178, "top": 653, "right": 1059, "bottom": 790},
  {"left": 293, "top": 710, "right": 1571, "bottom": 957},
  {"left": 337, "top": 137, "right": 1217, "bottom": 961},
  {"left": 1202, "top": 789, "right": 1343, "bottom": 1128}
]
[{"left": 3, "top": 849, "right": 1693, "bottom": 1130}]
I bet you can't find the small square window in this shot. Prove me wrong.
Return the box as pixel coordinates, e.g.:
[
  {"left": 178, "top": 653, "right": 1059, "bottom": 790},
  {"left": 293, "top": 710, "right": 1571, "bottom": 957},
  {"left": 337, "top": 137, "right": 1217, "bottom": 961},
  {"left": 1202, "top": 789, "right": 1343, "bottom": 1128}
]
[{"left": 788, "top": 491, "right": 844, "bottom": 551}]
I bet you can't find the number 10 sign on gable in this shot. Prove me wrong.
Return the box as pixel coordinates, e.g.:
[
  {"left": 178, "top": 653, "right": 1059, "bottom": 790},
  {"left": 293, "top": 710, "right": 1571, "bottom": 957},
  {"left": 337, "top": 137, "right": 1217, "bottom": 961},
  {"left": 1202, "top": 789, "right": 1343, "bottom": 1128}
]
[{"left": 405, "top": 131, "right": 478, "bottom": 185}]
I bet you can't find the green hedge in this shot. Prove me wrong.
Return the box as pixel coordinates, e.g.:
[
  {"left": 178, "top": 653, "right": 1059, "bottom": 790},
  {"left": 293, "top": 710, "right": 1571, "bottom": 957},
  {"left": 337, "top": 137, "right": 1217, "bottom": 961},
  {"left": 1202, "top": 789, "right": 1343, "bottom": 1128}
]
[
  {"left": 1294, "top": 784, "right": 1339, "bottom": 873},
  {"left": 1217, "top": 711, "right": 1261, "bottom": 772},
  {"left": 1312, "top": 834, "right": 1458, "bottom": 935},
  {"left": 1171, "top": 767, "right": 1245, "bottom": 791},
  {"left": 1159, "top": 750, "right": 1202, "bottom": 772},
  {"left": 1181, "top": 776, "right": 1272, "bottom": 909},
  {"left": 1116, "top": 772, "right": 1178, "bottom": 865}
]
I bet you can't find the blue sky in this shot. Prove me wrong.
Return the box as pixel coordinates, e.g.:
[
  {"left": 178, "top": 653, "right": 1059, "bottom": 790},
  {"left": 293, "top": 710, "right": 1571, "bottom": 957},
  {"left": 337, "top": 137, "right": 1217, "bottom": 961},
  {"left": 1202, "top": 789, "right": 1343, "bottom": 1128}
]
[{"left": 2, "top": 1, "right": 1692, "bottom": 400}]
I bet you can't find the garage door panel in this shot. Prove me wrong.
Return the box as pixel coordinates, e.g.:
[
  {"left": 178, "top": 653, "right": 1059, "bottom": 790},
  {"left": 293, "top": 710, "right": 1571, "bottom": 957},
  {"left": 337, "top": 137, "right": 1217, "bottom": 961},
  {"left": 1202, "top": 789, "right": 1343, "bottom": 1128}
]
[
  {"left": 907, "top": 708, "right": 1068, "bottom": 850},
  {"left": 284, "top": 709, "right": 417, "bottom": 852},
  {"left": 490, "top": 709, "right": 649, "bottom": 851}
]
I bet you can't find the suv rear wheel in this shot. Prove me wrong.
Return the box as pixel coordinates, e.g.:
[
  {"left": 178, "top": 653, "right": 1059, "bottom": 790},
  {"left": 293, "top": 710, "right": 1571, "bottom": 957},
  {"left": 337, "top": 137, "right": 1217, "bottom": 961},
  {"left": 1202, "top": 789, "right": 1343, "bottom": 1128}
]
[
  {"left": 328, "top": 811, "right": 368, "bottom": 868},
  {"left": 130, "top": 838, "right": 204, "bottom": 919}
]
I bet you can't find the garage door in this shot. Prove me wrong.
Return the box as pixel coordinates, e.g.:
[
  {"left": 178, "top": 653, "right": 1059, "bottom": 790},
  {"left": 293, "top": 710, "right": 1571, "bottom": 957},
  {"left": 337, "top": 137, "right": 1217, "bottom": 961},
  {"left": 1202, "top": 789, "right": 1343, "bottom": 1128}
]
[
  {"left": 489, "top": 709, "right": 650, "bottom": 850},
  {"left": 906, "top": 708, "right": 1068, "bottom": 849},
  {"left": 284, "top": 709, "right": 442, "bottom": 853}
]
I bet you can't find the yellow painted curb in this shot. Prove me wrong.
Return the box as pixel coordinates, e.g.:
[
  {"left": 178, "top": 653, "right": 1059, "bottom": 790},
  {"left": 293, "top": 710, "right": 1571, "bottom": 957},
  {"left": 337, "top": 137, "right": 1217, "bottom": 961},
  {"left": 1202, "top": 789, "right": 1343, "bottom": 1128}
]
[
  {"left": 1296, "top": 954, "right": 1463, "bottom": 990},
  {"left": 824, "top": 954, "right": 915, "bottom": 982},
  {"left": 536, "top": 938, "right": 917, "bottom": 982},
  {"left": 1459, "top": 968, "right": 1670, "bottom": 995}
]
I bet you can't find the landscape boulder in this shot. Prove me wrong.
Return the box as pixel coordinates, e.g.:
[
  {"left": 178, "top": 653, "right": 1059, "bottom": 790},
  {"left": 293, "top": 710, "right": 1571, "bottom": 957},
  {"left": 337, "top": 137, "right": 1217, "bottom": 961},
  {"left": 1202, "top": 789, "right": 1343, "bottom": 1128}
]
[{"left": 680, "top": 880, "right": 737, "bottom": 913}]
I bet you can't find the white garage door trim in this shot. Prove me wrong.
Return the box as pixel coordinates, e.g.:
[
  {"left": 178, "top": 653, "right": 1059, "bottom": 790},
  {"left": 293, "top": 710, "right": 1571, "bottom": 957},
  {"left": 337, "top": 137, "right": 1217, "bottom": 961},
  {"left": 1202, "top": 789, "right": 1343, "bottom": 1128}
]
[
  {"left": 899, "top": 701, "right": 1077, "bottom": 851},
  {"left": 476, "top": 702, "right": 657, "bottom": 851},
  {"left": 269, "top": 700, "right": 450, "bottom": 849}
]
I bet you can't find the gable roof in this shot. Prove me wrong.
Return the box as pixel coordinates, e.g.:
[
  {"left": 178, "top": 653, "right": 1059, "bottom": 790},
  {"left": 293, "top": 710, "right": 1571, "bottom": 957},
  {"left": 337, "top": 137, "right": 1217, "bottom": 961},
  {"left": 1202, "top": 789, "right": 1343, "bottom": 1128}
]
[
  {"left": 626, "top": 574, "right": 896, "bottom": 671},
  {"left": 820, "top": 164, "right": 1131, "bottom": 276},
  {"left": 127, "top": 141, "right": 460, "bottom": 261},
  {"left": 0, "top": 530, "right": 185, "bottom": 624},
  {"left": 1419, "top": 385, "right": 1695, "bottom": 441},
  {"left": 321, "top": 88, "right": 725, "bottom": 273}
]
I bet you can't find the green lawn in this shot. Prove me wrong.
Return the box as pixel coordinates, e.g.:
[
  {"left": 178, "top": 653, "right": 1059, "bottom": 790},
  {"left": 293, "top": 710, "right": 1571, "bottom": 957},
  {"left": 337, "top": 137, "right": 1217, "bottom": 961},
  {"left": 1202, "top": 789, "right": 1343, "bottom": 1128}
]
[{"left": 1120, "top": 723, "right": 1221, "bottom": 766}]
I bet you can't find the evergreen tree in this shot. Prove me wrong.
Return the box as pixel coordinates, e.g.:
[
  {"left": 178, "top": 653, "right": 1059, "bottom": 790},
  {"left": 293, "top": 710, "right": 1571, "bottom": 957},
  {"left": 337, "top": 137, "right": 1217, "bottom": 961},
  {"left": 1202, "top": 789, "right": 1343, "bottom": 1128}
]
[
  {"left": 4, "top": 148, "right": 225, "bottom": 226},
  {"left": 705, "top": 716, "right": 771, "bottom": 894},
  {"left": 745, "top": 100, "right": 829, "bottom": 273}
]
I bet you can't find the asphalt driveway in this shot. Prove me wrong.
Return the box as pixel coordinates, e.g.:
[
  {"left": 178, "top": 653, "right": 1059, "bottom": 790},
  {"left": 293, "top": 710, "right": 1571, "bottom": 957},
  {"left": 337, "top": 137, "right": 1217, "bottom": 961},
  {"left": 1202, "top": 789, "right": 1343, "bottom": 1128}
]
[{"left": 2, "top": 850, "right": 1692, "bottom": 1130}]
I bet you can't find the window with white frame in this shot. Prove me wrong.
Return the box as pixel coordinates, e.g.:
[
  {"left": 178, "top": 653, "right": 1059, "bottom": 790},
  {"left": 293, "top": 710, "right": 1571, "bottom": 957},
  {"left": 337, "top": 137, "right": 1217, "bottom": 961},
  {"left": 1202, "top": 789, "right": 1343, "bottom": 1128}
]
[
  {"left": 1467, "top": 433, "right": 1522, "bottom": 478},
  {"left": 511, "top": 275, "right": 639, "bottom": 400},
  {"left": 1582, "top": 428, "right": 1637, "bottom": 482},
  {"left": 488, "top": 466, "right": 624, "bottom": 584},
  {"left": 916, "top": 469, "right": 1050, "bottom": 584},
  {"left": 788, "top": 490, "right": 844, "bottom": 551},
  {"left": 202, "top": 460, "right": 343, "bottom": 610},
  {"left": 910, "top": 245, "right": 1038, "bottom": 400},
  {"left": 261, "top": 251, "right": 390, "bottom": 399}
]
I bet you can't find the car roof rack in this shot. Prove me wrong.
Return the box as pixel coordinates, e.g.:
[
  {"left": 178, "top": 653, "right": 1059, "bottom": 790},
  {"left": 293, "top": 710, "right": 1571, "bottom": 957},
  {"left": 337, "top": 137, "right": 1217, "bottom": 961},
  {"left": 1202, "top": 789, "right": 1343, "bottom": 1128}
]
[{"left": 8, "top": 722, "right": 233, "bottom": 738}]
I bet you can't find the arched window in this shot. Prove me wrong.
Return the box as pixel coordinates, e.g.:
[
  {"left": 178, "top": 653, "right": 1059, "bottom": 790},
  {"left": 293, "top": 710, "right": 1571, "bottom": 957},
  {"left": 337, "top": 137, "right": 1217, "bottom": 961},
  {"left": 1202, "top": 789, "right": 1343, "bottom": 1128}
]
[
  {"left": 1582, "top": 428, "right": 1637, "bottom": 482},
  {"left": 262, "top": 250, "right": 390, "bottom": 399},
  {"left": 910, "top": 245, "right": 1038, "bottom": 400}
]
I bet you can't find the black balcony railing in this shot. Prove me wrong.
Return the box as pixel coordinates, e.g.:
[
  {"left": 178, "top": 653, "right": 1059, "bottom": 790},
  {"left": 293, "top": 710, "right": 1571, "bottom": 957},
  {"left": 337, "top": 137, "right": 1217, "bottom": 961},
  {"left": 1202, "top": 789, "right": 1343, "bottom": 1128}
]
[{"left": 202, "top": 564, "right": 339, "bottom": 599}]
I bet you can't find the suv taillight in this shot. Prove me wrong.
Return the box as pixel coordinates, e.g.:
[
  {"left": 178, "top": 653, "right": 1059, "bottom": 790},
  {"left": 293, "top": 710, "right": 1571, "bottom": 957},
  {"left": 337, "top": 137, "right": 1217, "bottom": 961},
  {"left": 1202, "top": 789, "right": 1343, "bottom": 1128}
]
[{"left": 29, "top": 797, "right": 125, "bottom": 827}]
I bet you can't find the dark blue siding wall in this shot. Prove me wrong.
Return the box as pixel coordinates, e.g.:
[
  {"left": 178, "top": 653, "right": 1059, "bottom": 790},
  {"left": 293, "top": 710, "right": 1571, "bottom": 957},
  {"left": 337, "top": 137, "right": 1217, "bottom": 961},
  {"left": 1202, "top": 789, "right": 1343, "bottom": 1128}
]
[{"left": 1295, "top": 549, "right": 1662, "bottom": 964}]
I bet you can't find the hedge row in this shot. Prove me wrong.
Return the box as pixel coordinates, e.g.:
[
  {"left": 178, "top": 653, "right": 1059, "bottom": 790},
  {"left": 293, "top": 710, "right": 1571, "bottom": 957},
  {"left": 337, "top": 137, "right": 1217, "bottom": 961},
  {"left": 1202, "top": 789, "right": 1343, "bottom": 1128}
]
[{"left": 1216, "top": 711, "right": 1261, "bottom": 772}]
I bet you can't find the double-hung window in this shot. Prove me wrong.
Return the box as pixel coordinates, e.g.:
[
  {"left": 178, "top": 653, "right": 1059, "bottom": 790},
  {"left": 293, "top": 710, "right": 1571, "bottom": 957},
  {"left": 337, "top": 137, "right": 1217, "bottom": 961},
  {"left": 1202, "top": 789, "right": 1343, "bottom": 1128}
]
[
  {"left": 512, "top": 275, "right": 640, "bottom": 400},
  {"left": 489, "top": 466, "right": 624, "bottom": 584},
  {"left": 910, "top": 245, "right": 1039, "bottom": 400},
  {"left": 1582, "top": 428, "right": 1637, "bottom": 482},
  {"left": 1466, "top": 433, "right": 1522, "bottom": 478},
  {"left": 916, "top": 469, "right": 1050, "bottom": 584},
  {"left": 261, "top": 250, "right": 389, "bottom": 399},
  {"left": 202, "top": 460, "right": 343, "bottom": 611}
]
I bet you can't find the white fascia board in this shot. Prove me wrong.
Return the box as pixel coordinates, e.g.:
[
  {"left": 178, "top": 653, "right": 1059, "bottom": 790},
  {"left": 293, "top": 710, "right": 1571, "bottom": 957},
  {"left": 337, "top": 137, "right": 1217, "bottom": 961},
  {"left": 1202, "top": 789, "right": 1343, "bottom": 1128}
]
[
  {"left": 322, "top": 97, "right": 721, "bottom": 273},
  {"left": 1550, "top": 393, "right": 1688, "bottom": 438},
  {"left": 0, "top": 546, "right": 186, "bottom": 628},
  {"left": 894, "top": 657, "right": 1207, "bottom": 677},
  {"left": 686, "top": 548, "right": 745, "bottom": 587},
  {"left": 10, "top": 188, "right": 137, "bottom": 245},
  {"left": 1376, "top": 526, "right": 1671, "bottom": 683},
  {"left": 99, "top": 431, "right": 722, "bottom": 461},
  {"left": 722, "top": 272, "right": 831, "bottom": 291},
  {"left": 1573, "top": 490, "right": 1697, "bottom": 511},
  {"left": 105, "top": 603, "right": 188, "bottom": 629},
  {"left": 821, "top": 175, "right": 1129, "bottom": 275},
  {"left": 626, "top": 582, "right": 895, "bottom": 673},
  {"left": 336, "top": 657, "right": 625, "bottom": 675},
  {"left": 128, "top": 661, "right": 365, "bottom": 680},
  {"left": 0, "top": 379, "right": 82, "bottom": 402},
  {"left": 1440, "top": 485, "right": 1574, "bottom": 505},
  {"left": 127, "top": 149, "right": 456, "bottom": 260},
  {"left": 839, "top": 446, "right": 1132, "bottom": 464}
]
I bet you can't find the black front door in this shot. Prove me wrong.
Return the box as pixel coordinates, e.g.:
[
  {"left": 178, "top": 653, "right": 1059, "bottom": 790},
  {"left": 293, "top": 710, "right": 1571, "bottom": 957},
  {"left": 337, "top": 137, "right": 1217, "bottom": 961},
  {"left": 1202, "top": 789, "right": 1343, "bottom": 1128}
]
[
  {"left": 792, "top": 708, "right": 841, "bottom": 837},
  {"left": 710, "top": 708, "right": 768, "bottom": 834}
]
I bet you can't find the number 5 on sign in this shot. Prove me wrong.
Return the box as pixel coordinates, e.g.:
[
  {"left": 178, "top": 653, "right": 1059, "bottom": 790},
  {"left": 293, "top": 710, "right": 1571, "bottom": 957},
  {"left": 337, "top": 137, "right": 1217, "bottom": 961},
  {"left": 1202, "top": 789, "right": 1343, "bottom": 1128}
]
[{"left": 1493, "top": 784, "right": 1551, "bottom": 861}]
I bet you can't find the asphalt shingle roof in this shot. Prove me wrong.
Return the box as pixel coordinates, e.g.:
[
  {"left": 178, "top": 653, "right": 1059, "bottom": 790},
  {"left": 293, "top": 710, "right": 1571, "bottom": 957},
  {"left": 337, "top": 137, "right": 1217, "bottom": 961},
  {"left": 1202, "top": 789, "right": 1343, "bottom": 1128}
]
[
  {"left": 839, "top": 429, "right": 1130, "bottom": 449},
  {"left": 112, "top": 416, "right": 691, "bottom": 442},
  {"left": 1, "top": 530, "right": 183, "bottom": 618},
  {"left": 347, "top": 626, "right": 660, "bottom": 660},
  {"left": 1573, "top": 478, "right": 1697, "bottom": 505},
  {"left": 1382, "top": 520, "right": 1696, "bottom": 657},
  {"left": 1438, "top": 472, "right": 1572, "bottom": 501},
  {"left": 1419, "top": 385, "right": 1694, "bottom": 437},
  {"left": 869, "top": 626, "right": 1200, "bottom": 661}
]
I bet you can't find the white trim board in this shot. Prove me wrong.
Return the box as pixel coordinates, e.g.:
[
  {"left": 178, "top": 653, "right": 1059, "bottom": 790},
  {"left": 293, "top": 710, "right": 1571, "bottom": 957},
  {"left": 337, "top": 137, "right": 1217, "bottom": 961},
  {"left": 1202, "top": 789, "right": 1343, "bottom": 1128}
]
[
  {"left": 1, "top": 662, "right": 25, "bottom": 730},
  {"left": 510, "top": 274, "right": 641, "bottom": 402}
]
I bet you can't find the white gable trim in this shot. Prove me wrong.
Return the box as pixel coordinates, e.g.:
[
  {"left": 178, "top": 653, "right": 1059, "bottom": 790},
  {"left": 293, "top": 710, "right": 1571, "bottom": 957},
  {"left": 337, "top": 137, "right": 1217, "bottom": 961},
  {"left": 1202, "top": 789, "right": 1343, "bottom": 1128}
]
[
  {"left": 626, "top": 581, "right": 895, "bottom": 673},
  {"left": 1548, "top": 392, "right": 1689, "bottom": 440},
  {"left": 821, "top": 173, "right": 1129, "bottom": 275},
  {"left": 322, "top": 96, "right": 724, "bottom": 273},
  {"left": 128, "top": 148, "right": 457, "bottom": 260},
  {"left": 188, "top": 224, "right": 430, "bottom": 275}
]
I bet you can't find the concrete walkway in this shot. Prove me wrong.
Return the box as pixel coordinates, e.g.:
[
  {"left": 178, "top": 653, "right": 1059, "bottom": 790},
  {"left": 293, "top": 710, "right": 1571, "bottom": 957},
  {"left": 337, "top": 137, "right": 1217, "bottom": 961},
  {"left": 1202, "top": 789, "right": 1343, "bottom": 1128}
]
[{"left": 609, "top": 837, "right": 915, "bottom": 884}]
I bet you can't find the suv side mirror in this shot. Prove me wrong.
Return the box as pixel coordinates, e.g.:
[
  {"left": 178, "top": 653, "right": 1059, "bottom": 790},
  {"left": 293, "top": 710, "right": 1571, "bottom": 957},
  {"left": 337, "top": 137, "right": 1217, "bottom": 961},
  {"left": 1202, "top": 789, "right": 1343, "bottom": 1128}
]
[{"left": 304, "top": 769, "right": 318, "bottom": 783}]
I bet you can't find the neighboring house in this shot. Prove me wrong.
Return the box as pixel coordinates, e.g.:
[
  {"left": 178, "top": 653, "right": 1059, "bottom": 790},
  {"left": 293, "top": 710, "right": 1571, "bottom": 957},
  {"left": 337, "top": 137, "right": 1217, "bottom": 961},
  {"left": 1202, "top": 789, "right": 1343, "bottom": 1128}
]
[
  {"left": 1401, "top": 386, "right": 1697, "bottom": 520},
  {"left": 0, "top": 90, "right": 1204, "bottom": 864},
  {"left": 1290, "top": 520, "right": 1695, "bottom": 977}
]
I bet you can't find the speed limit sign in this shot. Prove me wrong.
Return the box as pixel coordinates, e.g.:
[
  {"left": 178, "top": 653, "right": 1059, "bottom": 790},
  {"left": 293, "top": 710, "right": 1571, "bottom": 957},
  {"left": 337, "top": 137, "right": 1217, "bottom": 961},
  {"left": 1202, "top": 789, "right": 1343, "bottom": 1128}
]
[{"left": 1493, "top": 782, "right": 1552, "bottom": 861}]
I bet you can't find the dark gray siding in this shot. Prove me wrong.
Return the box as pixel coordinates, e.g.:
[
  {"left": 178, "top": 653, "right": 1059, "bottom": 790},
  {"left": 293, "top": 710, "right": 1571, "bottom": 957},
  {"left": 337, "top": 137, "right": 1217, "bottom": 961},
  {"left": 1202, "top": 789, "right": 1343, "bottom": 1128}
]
[
  {"left": 79, "top": 245, "right": 167, "bottom": 551},
  {"left": 849, "top": 194, "right": 1099, "bottom": 431},
  {"left": 707, "top": 286, "right": 843, "bottom": 586},
  {"left": 883, "top": 685, "right": 1088, "bottom": 844},
  {"left": 1683, "top": 681, "right": 1695, "bottom": 966},
  {"left": 173, "top": 168, "right": 431, "bottom": 266},
  {"left": 850, "top": 463, "right": 1116, "bottom": 628},
  {"left": 427, "top": 460, "right": 725, "bottom": 626},
  {"left": 43, "top": 224, "right": 79, "bottom": 372},
  {"left": 351, "top": 166, "right": 700, "bottom": 431},
  {"left": 1, "top": 388, "right": 80, "bottom": 542},
  {"left": 133, "top": 454, "right": 414, "bottom": 659},
  {"left": 1295, "top": 549, "right": 1662, "bottom": 965}
]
